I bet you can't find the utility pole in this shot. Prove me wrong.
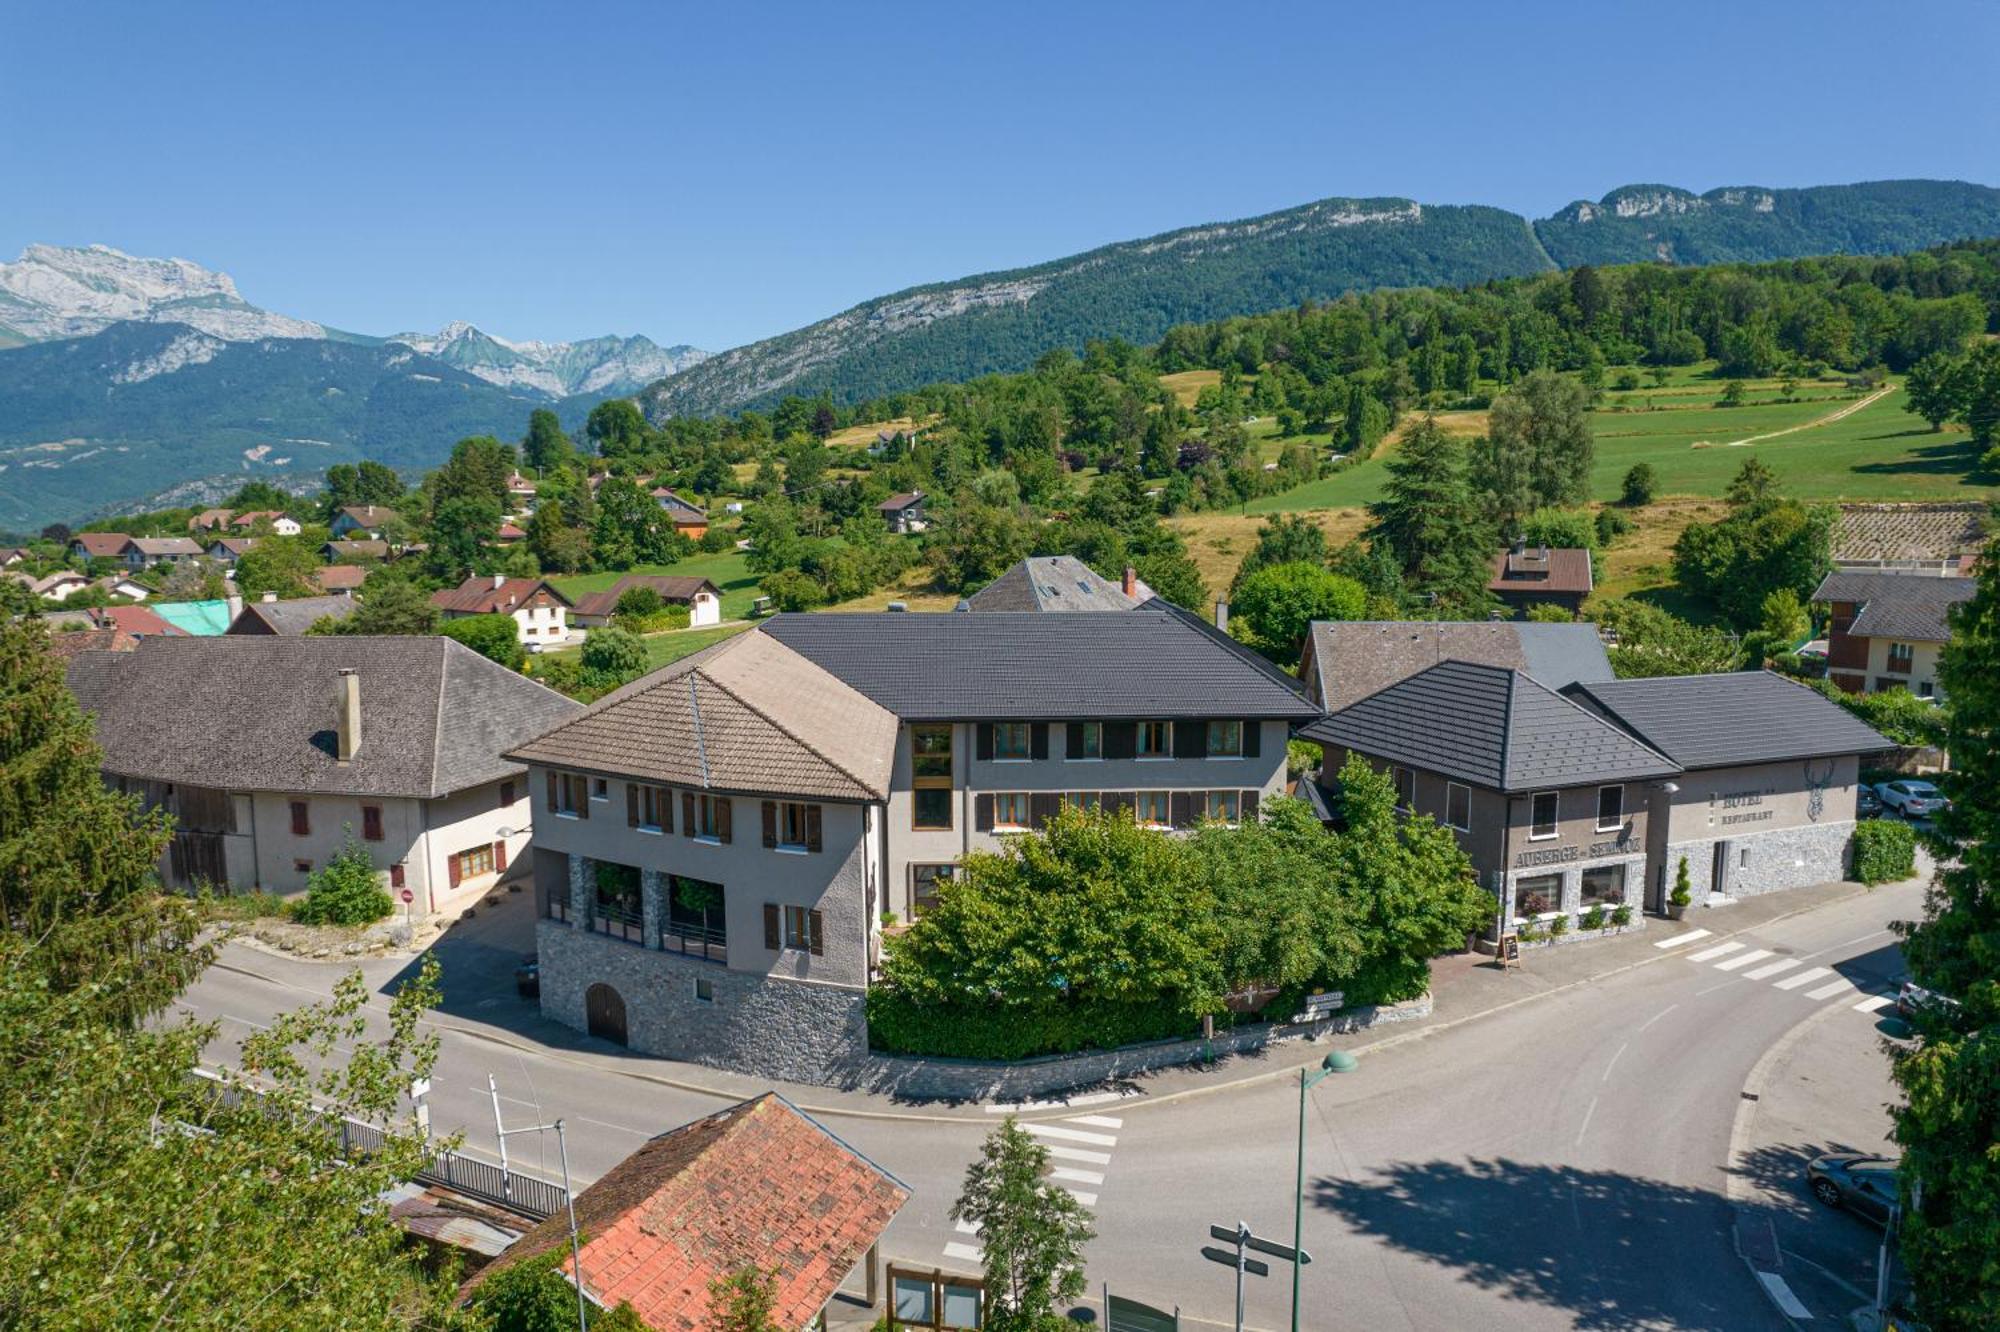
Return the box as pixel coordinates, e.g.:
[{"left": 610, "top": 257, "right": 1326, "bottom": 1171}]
[{"left": 490, "top": 1074, "right": 587, "bottom": 1332}]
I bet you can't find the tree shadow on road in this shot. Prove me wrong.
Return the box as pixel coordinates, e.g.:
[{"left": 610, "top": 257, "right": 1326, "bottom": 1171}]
[{"left": 1312, "top": 1157, "right": 1784, "bottom": 1331}]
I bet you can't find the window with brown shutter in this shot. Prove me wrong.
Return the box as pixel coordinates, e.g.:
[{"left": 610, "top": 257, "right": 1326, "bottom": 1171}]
[
  {"left": 447, "top": 856, "right": 461, "bottom": 888},
  {"left": 1104, "top": 722, "right": 1137, "bottom": 761},
  {"left": 762, "top": 800, "right": 778, "bottom": 848},
  {"left": 627, "top": 785, "right": 640, "bottom": 827},
  {"left": 974, "top": 793, "right": 994, "bottom": 832},
  {"left": 1030, "top": 793, "right": 1061, "bottom": 829},
  {"left": 361, "top": 804, "right": 383, "bottom": 842},
  {"left": 494, "top": 840, "right": 507, "bottom": 872},
  {"left": 682, "top": 792, "right": 696, "bottom": 837},
  {"left": 546, "top": 772, "right": 558, "bottom": 812},
  {"left": 389, "top": 863, "right": 405, "bottom": 889},
  {"left": 1169, "top": 791, "right": 1195, "bottom": 828},
  {"left": 500, "top": 781, "right": 515, "bottom": 808},
  {"left": 715, "top": 797, "right": 732, "bottom": 844},
  {"left": 807, "top": 908, "right": 825, "bottom": 957},
  {"left": 805, "top": 804, "right": 822, "bottom": 853},
  {"left": 289, "top": 800, "right": 310, "bottom": 836},
  {"left": 763, "top": 903, "right": 781, "bottom": 950},
  {"left": 1242, "top": 789, "right": 1260, "bottom": 821},
  {"left": 1030, "top": 724, "right": 1049, "bottom": 760}
]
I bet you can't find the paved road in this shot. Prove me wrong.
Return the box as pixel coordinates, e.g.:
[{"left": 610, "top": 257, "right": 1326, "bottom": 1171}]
[{"left": 182, "top": 878, "right": 1921, "bottom": 1330}]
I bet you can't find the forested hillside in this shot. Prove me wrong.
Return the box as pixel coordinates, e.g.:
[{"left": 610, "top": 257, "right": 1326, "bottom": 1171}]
[{"left": 1535, "top": 180, "right": 2000, "bottom": 267}]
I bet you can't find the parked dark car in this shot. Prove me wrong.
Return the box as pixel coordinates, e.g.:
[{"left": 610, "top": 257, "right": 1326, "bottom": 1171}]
[
  {"left": 514, "top": 954, "right": 539, "bottom": 999},
  {"left": 1807, "top": 1153, "right": 1901, "bottom": 1224},
  {"left": 1856, "top": 786, "right": 1883, "bottom": 818}
]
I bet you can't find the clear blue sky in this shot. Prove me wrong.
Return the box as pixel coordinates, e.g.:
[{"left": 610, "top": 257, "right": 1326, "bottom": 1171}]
[{"left": 8, "top": 0, "right": 1997, "bottom": 352}]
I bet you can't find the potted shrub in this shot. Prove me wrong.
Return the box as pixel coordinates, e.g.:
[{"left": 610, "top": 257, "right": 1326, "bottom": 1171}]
[
  {"left": 1610, "top": 904, "right": 1633, "bottom": 931},
  {"left": 1667, "top": 856, "right": 1693, "bottom": 919},
  {"left": 1548, "top": 913, "right": 1570, "bottom": 939},
  {"left": 1580, "top": 905, "right": 1607, "bottom": 933}
]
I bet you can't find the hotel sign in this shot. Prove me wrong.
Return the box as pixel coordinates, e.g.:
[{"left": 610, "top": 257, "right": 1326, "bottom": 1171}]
[{"left": 1514, "top": 832, "right": 1637, "bottom": 869}]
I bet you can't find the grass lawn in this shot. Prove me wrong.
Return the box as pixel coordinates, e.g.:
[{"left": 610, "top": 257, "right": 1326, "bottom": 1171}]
[
  {"left": 549, "top": 549, "right": 764, "bottom": 620},
  {"left": 539, "top": 621, "right": 751, "bottom": 674}
]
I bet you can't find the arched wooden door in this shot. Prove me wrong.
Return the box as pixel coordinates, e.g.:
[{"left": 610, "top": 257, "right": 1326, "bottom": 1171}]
[{"left": 585, "top": 983, "right": 627, "bottom": 1046}]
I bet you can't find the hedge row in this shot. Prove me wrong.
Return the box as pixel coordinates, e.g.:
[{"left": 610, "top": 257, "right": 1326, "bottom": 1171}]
[
  {"left": 1852, "top": 818, "right": 1918, "bottom": 885},
  {"left": 865, "top": 988, "right": 1223, "bottom": 1062}
]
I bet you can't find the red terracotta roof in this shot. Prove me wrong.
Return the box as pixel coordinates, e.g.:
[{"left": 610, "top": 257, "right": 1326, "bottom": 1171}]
[
  {"left": 466, "top": 1095, "right": 906, "bottom": 1331},
  {"left": 569, "top": 574, "right": 721, "bottom": 620},
  {"left": 430, "top": 575, "right": 572, "bottom": 615},
  {"left": 89, "top": 605, "right": 189, "bottom": 637},
  {"left": 73, "top": 532, "right": 133, "bottom": 558},
  {"left": 494, "top": 523, "right": 527, "bottom": 541},
  {"left": 312, "top": 565, "right": 368, "bottom": 592},
  {"left": 1488, "top": 546, "right": 1593, "bottom": 597},
  {"left": 43, "top": 626, "right": 140, "bottom": 660}
]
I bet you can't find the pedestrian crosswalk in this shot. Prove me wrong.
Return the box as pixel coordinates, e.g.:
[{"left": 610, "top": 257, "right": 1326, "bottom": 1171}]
[
  {"left": 943, "top": 1110, "right": 1125, "bottom": 1270},
  {"left": 1653, "top": 928, "right": 1899, "bottom": 1015}
]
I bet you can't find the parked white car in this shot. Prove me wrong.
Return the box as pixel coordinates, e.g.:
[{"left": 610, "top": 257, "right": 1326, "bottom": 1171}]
[{"left": 1876, "top": 779, "right": 1948, "bottom": 819}]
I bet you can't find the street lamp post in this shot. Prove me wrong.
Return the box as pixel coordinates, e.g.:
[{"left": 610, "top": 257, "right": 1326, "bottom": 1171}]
[{"left": 1292, "top": 1049, "right": 1357, "bottom": 1332}]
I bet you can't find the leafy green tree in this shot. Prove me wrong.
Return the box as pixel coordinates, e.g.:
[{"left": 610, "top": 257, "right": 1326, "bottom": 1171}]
[
  {"left": 427, "top": 495, "right": 503, "bottom": 583},
  {"left": 1621, "top": 462, "right": 1659, "bottom": 507},
  {"left": 614, "top": 585, "right": 665, "bottom": 620},
  {"left": 1904, "top": 352, "right": 1961, "bottom": 432},
  {"left": 1231, "top": 561, "right": 1366, "bottom": 663},
  {"left": 586, "top": 399, "right": 650, "bottom": 458},
  {"left": 1230, "top": 514, "right": 1329, "bottom": 594},
  {"left": 1718, "top": 379, "right": 1748, "bottom": 408},
  {"left": 1890, "top": 538, "right": 2000, "bottom": 1329},
  {"left": 1672, "top": 459, "right": 1833, "bottom": 626},
  {"left": 1747, "top": 587, "right": 1808, "bottom": 661},
  {"left": 468, "top": 1250, "right": 645, "bottom": 1331},
  {"left": 326, "top": 460, "right": 404, "bottom": 513},
  {"left": 704, "top": 1266, "right": 783, "bottom": 1332},
  {"left": 1524, "top": 602, "right": 1576, "bottom": 623},
  {"left": 430, "top": 435, "right": 516, "bottom": 510},
  {"left": 291, "top": 836, "right": 394, "bottom": 925},
  {"left": 1591, "top": 598, "right": 1746, "bottom": 677},
  {"left": 1957, "top": 342, "right": 2000, "bottom": 459},
  {"left": 581, "top": 624, "right": 646, "bottom": 684},
  {"left": 1187, "top": 798, "right": 1362, "bottom": 993},
  {"left": 324, "top": 575, "right": 441, "bottom": 636},
  {"left": 235, "top": 536, "right": 322, "bottom": 599},
  {"left": 226, "top": 480, "right": 295, "bottom": 512},
  {"left": 1367, "top": 416, "right": 1494, "bottom": 616},
  {"left": 1131, "top": 549, "right": 1206, "bottom": 613},
  {"left": 1341, "top": 381, "right": 1390, "bottom": 456},
  {"left": 521, "top": 408, "right": 575, "bottom": 473},
  {"left": 443, "top": 613, "right": 527, "bottom": 669},
  {"left": 953, "top": 1119, "right": 1095, "bottom": 1332},
  {"left": 1483, "top": 370, "right": 1595, "bottom": 527},
  {"left": 927, "top": 500, "right": 1032, "bottom": 595},
  {"left": 526, "top": 499, "right": 592, "bottom": 574}
]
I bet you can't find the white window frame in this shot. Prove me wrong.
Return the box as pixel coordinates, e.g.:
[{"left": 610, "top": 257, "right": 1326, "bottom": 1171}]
[
  {"left": 992, "top": 722, "right": 1031, "bottom": 763},
  {"left": 776, "top": 800, "right": 810, "bottom": 853},
  {"left": 1595, "top": 784, "right": 1624, "bottom": 833},
  {"left": 590, "top": 776, "right": 609, "bottom": 802},
  {"left": 1068, "top": 722, "right": 1103, "bottom": 762},
  {"left": 1135, "top": 790, "right": 1171, "bottom": 828},
  {"left": 1205, "top": 720, "right": 1244, "bottom": 760},
  {"left": 1529, "top": 790, "right": 1560, "bottom": 841},
  {"left": 1136, "top": 720, "right": 1172, "bottom": 760},
  {"left": 1204, "top": 790, "right": 1240, "bottom": 824},
  {"left": 1445, "top": 781, "right": 1472, "bottom": 832}
]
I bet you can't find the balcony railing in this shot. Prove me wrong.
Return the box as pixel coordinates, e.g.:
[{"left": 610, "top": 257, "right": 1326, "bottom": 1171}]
[
  {"left": 539, "top": 879, "right": 569, "bottom": 924},
  {"left": 588, "top": 898, "right": 646, "bottom": 946},
  {"left": 660, "top": 920, "right": 728, "bottom": 965}
]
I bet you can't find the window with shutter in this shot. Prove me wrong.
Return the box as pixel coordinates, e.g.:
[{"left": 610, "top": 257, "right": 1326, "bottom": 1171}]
[
  {"left": 763, "top": 903, "right": 781, "bottom": 950},
  {"left": 389, "top": 863, "right": 405, "bottom": 889},
  {"left": 682, "top": 792, "right": 696, "bottom": 837},
  {"left": 361, "top": 804, "right": 383, "bottom": 841},
  {"left": 1137, "top": 721, "right": 1171, "bottom": 758},
  {"left": 1030, "top": 793, "right": 1062, "bottom": 829},
  {"left": 546, "top": 772, "right": 558, "bottom": 812},
  {"left": 1030, "top": 724, "right": 1048, "bottom": 760},
  {"left": 494, "top": 840, "right": 508, "bottom": 872},
  {"left": 447, "top": 857, "right": 461, "bottom": 887},
  {"left": 974, "top": 793, "right": 994, "bottom": 832},
  {"left": 1169, "top": 791, "right": 1195, "bottom": 828},
  {"left": 627, "top": 785, "right": 641, "bottom": 827},
  {"left": 762, "top": 800, "right": 778, "bottom": 848},
  {"left": 289, "top": 800, "right": 310, "bottom": 836},
  {"left": 500, "top": 781, "right": 515, "bottom": 807},
  {"left": 975, "top": 724, "right": 994, "bottom": 762},
  {"left": 1242, "top": 789, "right": 1260, "bottom": 821},
  {"left": 807, "top": 908, "right": 825, "bottom": 957},
  {"left": 1067, "top": 721, "right": 1102, "bottom": 761},
  {"left": 1244, "top": 721, "right": 1262, "bottom": 758},
  {"left": 1104, "top": 722, "right": 1137, "bottom": 761},
  {"left": 805, "top": 804, "right": 823, "bottom": 853},
  {"left": 715, "top": 797, "right": 732, "bottom": 843}
]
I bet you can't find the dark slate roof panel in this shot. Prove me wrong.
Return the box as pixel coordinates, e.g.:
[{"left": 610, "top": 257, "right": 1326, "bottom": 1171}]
[
  {"left": 1565, "top": 671, "right": 1896, "bottom": 770},
  {"left": 760, "top": 607, "right": 1316, "bottom": 720},
  {"left": 1811, "top": 571, "right": 1974, "bottom": 643},
  {"left": 1301, "top": 659, "right": 1677, "bottom": 792}
]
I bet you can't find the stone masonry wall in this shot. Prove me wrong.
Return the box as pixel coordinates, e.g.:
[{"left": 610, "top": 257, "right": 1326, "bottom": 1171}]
[{"left": 1669, "top": 820, "right": 1854, "bottom": 904}]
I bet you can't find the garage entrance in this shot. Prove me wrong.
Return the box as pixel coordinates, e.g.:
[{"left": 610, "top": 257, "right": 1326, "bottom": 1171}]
[{"left": 585, "top": 982, "right": 627, "bottom": 1046}]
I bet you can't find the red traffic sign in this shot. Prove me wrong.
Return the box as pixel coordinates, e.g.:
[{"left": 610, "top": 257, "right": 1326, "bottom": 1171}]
[{"left": 399, "top": 888, "right": 415, "bottom": 904}]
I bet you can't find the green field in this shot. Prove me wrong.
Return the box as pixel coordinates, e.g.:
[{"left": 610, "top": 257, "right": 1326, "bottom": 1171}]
[
  {"left": 540, "top": 621, "right": 751, "bottom": 674},
  {"left": 1246, "top": 383, "right": 1989, "bottom": 513},
  {"left": 549, "top": 549, "right": 762, "bottom": 620}
]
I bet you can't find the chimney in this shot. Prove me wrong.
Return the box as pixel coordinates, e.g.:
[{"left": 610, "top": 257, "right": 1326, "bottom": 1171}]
[
  {"left": 336, "top": 669, "right": 361, "bottom": 762},
  {"left": 226, "top": 592, "right": 243, "bottom": 621},
  {"left": 1214, "top": 599, "right": 1229, "bottom": 633},
  {"left": 1122, "top": 565, "right": 1137, "bottom": 597},
  {"left": 261, "top": 590, "right": 278, "bottom": 603},
  {"left": 492, "top": 573, "right": 506, "bottom": 590}
]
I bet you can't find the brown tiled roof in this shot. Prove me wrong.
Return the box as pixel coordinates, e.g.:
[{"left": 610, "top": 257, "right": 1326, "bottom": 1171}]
[
  {"left": 430, "top": 576, "right": 573, "bottom": 615},
  {"left": 1833, "top": 502, "right": 1989, "bottom": 563},
  {"left": 569, "top": 575, "right": 722, "bottom": 620},
  {"left": 878, "top": 491, "right": 925, "bottom": 512},
  {"left": 188, "top": 509, "right": 234, "bottom": 531},
  {"left": 1488, "top": 546, "right": 1593, "bottom": 596},
  {"left": 230, "top": 510, "right": 286, "bottom": 528},
  {"left": 1304, "top": 620, "right": 1613, "bottom": 711},
  {"left": 507, "top": 628, "right": 896, "bottom": 801},
  {"left": 206, "top": 538, "right": 260, "bottom": 557},
  {"left": 43, "top": 626, "right": 139, "bottom": 660},
  {"left": 130, "top": 537, "right": 205, "bottom": 558},
  {"left": 465, "top": 1094, "right": 907, "bottom": 1332},
  {"left": 335, "top": 505, "right": 399, "bottom": 527},
  {"left": 312, "top": 564, "right": 368, "bottom": 592},
  {"left": 323, "top": 539, "right": 390, "bottom": 560},
  {"left": 73, "top": 532, "right": 132, "bottom": 558},
  {"left": 87, "top": 605, "right": 188, "bottom": 637}
]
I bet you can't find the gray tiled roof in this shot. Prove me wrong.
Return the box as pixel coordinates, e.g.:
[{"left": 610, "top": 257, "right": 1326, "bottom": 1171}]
[
  {"left": 1811, "top": 571, "right": 1975, "bottom": 643},
  {"left": 228, "top": 595, "right": 357, "bottom": 635},
  {"left": 1565, "top": 671, "right": 1896, "bottom": 770},
  {"left": 1300, "top": 659, "right": 1678, "bottom": 792},
  {"left": 1305, "top": 620, "right": 1613, "bottom": 710},
  {"left": 67, "top": 635, "right": 579, "bottom": 799},
  {"left": 761, "top": 607, "right": 1317, "bottom": 721},
  {"left": 965, "top": 556, "right": 1145, "bottom": 612}
]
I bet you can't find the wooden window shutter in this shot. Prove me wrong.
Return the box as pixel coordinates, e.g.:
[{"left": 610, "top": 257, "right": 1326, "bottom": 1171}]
[
  {"left": 761, "top": 801, "right": 778, "bottom": 849},
  {"left": 362, "top": 805, "right": 383, "bottom": 842},
  {"left": 1174, "top": 720, "right": 1207, "bottom": 759},
  {"left": 807, "top": 908, "right": 825, "bottom": 957},
  {"left": 1242, "top": 789, "right": 1260, "bottom": 821},
  {"left": 1105, "top": 722, "right": 1137, "bottom": 761},
  {"left": 290, "top": 800, "right": 310, "bottom": 836},
  {"left": 682, "top": 792, "right": 696, "bottom": 837},
  {"left": 447, "top": 854, "right": 461, "bottom": 888},
  {"left": 576, "top": 780, "right": 589, "bottom": 820},
  {"left": 975, "top": 724, "right": 993, "bottom": 762},
  {"left": 1170, "top": 791, "right": 1195, "bottom": 828},
  {"left": 1108, "top": 790, "right": 1135, "bottom": 817},
  {"left": 546, "top": 772, "right": 557, "bottom": 812},
  {"left": 716, "top": 797, "right": 732, "bottom": 843},
  {"left": 1030, "top": 724, "right": 1048, "bottom": 760},
  {"left": 494, "top": 840, "right": 508, "bottom": 872},
  {"left": 627, "top": 784, "right": 640, "bottom": 827},
  {"left": 389, "top": 863, "right": 405, "bottom": 889},
  {"left": 659, "top": 787, "right": 673, "bottom": 833},
  {"left": 763, "top": 903, "right": 781, "bottom": 950},
  {"left": 1030, "top": 793, "right": 1061, "bottom": 829},
  {"left": 1244, "top": 720, "right": 1261, "bottom": 757},
  {"left": 1066, "top": 722, "right": 1085, "bottom": 756},
  {"left": 501, "top": 780, "right": 514, "bottom": 808},
  {"left": 974, "top": 793, "right": 995, "bottom": 832},
  {"left": 806, "top": 804, "right": 823, "bottom": 852}
]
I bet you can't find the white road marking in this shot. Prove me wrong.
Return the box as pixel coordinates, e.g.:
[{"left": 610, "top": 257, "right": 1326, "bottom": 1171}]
[
  {"left": 985, "top": 1089, "right": 1134, "bottom": 1113},
  {"left": 1654, "top": 929, "right": 1713, "bottom": 949},
  {"left": 1045, "top": 1145, "right": 1112, "bottom": 1165},
  {"left": 1807, "top": 979, "right": 1857, "bottom": 1001},
  {"left": 1853, "top": 995, "right": 1895, "bottom": 1014},
  {"left": 1050, "top": 1166, "right": 1106, "bottom": 1185},
  {"left": 943, "top": 1241, "right": 984, "bottom": 1263},
  {"left": 1024, "top": 1123, "right": 1118, "bottom": 1147},
  {"left": 1773, "top": 966, "right": 1835, "bottom": 991},
  {"left": 1062, "top": 1188, "right": 1100, "bottom": 1206},
  {"left": 1636, "top": 1003, "right": 1680, "bottom": 1033},
  {"left": 1713, "top": 949, "right": 1775, "bottom": 973},
  {"left": 1066, "top": 1114, "right": 1124, "bottom": 1129},
  {"left": 1689, "top": 942, "right": 1746, "bottom": 962},
  {"left": 955, "top": 1219, "right": 980, "bottom": 1235},
  {"left": 1576, "top": 1095, "right": 1598, "bottom": 1147},
  {"left": 1601, "top": 1042, "right": 1629, "bottom": 1084},
  {"left": 1757, "top": 1272, "right": 1813, "bottom": 1319},
  {"left": 1744, "top": 958, "right": 1802, "bottom": 981}
]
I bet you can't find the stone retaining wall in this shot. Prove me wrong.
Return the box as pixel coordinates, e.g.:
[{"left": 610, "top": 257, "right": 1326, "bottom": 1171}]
[{"left": 1670, "top": 821, "right": 1853, "bottom": 904}]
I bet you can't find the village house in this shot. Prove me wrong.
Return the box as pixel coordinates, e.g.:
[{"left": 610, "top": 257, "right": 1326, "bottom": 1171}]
[
  {"left": 1488, "top": 542, "right": 1593, "bottom": 617},
  {"left": 330, "top": 505, "right": 399, "bottom": 539},
  {"left": 230, "top": 510, "right": 301, "bottom": 536},
  {"left": 493, "top": 521, "right": 527, "bottom": 545},
  {"left": 1831, "top": 501, "right": 1987, "bottom": 575},
  {"left": 188, "top": 508, "right": 236, "bottom": 533},
  {"left": 964, "top": 555, "right": 1149, "bottom": 612},
  {"left": 96, "top": 574, "right": 153, "bottom": 601},
  {"left": 9, "top": 569, "right": 91, "bottom": 602},
  {"left": 226, "top": 592, "right": 357, "bottom": 635},
  {"left": 462, "top": 1094, "right": 907, "bottom": 1330},
  {"left": 878, "top": 491, "right": 927, "bottom": 534},
  {"left": 321, "top": 538, "right": 391, "bottom": 563},
  {"left": 122, "top": 536, "right": 205, "bottom": 570},
  {"left": 504, "top": 471, "right": 538, "bottom": 512},
  {"left": 431, "top": 574, "right": 575, "bottom": 647},
  {"left": 66, "top": 636, "right": 578, "bottom": 914},
  {"left": 81, "top": 604, "right": 188, "bottom": 638},
  {"left": 1812, "top": 569, "right": 1975, "bottom": 700},
  {"left": 568, "top": 574, "right": 723, "bottom": 628},
  {"left": 70, "top": 531, "right": 133, "bottom": 564},
  {"left": 204, "top": 537, "right": 259, "bottom": 567},
  {"left": 649, "top": 486, "right": 709, "bottom": 539},
  {"left": 508, "top": 604, "right": 1315, "bottom": 1079},
  {"left": 311, "top": 564, "right": 368, "bottom": 595}
]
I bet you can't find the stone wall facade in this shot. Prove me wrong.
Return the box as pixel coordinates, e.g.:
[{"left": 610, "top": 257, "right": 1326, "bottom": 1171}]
[{"left": 1664, "top": 820, "right": 1854, "bottom": 905}]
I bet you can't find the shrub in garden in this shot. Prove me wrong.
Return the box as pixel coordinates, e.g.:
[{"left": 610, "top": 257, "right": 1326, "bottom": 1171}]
[
  {"left": 292, "top": 837, "right": 392, "bottom": 926},
  {"left": 1852, "top": 818, "right": 1917, "bottom": 885},
  {"left": 1580, "top": 905, "right": 1606, "bottom": 932}
]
